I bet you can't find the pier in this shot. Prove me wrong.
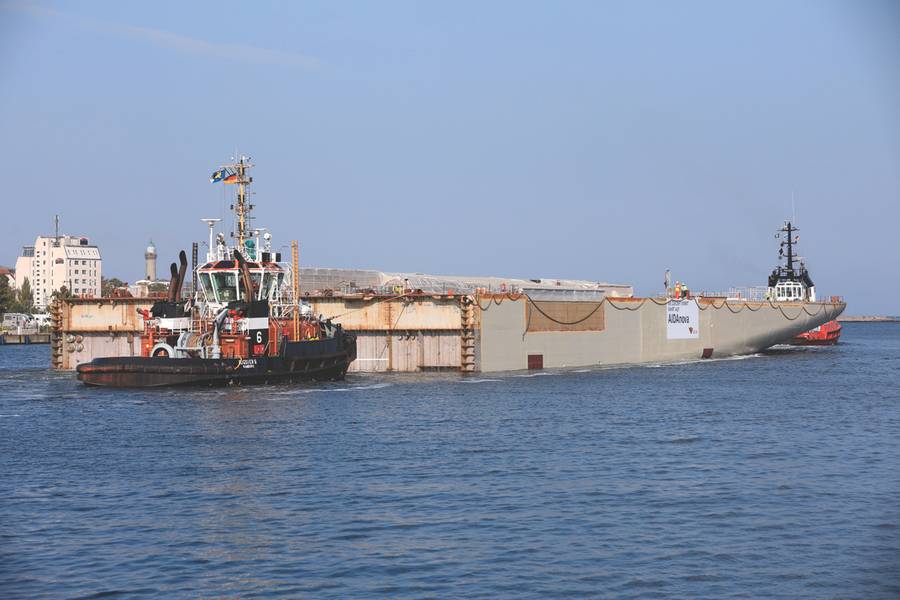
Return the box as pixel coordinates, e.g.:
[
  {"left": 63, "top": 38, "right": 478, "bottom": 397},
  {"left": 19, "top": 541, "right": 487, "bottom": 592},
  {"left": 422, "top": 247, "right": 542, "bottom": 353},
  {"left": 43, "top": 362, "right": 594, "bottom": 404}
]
[{"left": 0, "top": 332, "right": 50, "bottom": 345}]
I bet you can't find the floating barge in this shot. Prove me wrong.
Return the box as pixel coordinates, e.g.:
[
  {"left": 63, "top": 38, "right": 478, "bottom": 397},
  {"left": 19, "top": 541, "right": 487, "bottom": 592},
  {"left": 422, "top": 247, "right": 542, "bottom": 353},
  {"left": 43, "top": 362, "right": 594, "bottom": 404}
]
[
  {"left": 50, "top": 158, "right": 845, "bottom": 376},
  {"left": 52, "top": 275, "right": 844, "bottom": 373}
]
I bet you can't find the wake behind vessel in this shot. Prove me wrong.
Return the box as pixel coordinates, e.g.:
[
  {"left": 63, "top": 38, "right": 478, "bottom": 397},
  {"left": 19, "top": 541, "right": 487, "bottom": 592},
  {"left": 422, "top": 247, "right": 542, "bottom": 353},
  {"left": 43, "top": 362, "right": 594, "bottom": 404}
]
[{"left": 76, "top": 157, "right": 356, "bottom": 387}]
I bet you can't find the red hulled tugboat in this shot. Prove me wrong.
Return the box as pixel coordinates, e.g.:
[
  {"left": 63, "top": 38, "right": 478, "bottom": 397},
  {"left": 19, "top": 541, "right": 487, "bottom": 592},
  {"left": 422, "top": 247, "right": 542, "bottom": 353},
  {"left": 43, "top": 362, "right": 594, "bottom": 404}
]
[
  {"left": 77, "top": 157, "right": 356, "bottom": 387},
  {"left": 766, "top": 220, "right": 842, "bottom": 346},
  {"left": 792, "top": 320, "right": 842, "bottom": 345}
]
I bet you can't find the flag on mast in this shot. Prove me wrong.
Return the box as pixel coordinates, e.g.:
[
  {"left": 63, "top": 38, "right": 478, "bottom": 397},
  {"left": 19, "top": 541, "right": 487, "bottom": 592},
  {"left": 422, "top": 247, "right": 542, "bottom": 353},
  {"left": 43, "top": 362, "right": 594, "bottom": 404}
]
[{"left": 210, "top": 167, "right": 234, "bottom": 183}]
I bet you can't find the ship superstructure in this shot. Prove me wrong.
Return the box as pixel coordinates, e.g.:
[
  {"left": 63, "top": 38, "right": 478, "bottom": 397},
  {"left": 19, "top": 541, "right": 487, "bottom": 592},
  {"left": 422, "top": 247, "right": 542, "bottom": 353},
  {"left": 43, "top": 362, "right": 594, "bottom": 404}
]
[
  {"left": 767, "top": 221, "right": 816, "bottom": 302},
  {"left": 765, "top": 220, "right": 843, "bottom": 345}
]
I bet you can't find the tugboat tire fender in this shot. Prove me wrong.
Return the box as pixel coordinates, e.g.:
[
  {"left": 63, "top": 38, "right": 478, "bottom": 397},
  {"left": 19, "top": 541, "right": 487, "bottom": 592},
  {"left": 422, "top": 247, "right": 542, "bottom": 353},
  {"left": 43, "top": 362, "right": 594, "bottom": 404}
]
[{"left": 151, "top": 343, "right": 176, "bottom": 358}]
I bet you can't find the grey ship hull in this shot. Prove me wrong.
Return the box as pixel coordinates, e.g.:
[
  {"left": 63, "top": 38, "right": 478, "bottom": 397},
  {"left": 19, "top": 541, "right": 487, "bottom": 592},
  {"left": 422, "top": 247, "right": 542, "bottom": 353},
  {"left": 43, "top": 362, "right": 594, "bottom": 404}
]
[{"left": 475, "top": 297, "right": 846, "bottom": 372}]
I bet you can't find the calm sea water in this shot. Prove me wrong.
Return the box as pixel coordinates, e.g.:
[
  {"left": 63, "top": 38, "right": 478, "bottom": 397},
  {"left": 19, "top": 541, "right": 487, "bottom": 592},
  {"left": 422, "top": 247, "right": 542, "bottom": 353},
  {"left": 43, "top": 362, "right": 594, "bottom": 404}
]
[{"left": 2, "top": 323, "right": 899, "bottom": 599}]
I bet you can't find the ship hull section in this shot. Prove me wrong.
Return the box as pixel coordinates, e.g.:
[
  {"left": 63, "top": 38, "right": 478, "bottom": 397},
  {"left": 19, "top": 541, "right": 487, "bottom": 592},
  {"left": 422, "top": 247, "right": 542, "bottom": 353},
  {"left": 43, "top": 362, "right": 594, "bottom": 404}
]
[{"left": 477, "top": 297, "right": 845, "bottom": 372}]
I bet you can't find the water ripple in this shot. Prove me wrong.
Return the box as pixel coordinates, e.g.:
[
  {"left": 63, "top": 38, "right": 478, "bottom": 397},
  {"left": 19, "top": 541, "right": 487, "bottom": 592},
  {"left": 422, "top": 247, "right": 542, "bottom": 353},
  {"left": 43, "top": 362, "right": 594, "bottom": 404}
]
[{"left": 1, "top": 324, "right": 900, "bottom": 598}]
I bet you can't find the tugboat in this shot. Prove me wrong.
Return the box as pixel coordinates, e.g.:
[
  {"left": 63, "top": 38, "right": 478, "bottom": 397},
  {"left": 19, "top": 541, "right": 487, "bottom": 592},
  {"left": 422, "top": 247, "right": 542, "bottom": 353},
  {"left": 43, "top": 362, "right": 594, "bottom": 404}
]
[
  {"left": 77, "top": 157, "right": 356, "bottom": 387},
  {"left": 792, "top": 320, "right": 842, "bottom": 345},
  {"left": 766, "top": 220, "right": 842, "bottom": 346}
]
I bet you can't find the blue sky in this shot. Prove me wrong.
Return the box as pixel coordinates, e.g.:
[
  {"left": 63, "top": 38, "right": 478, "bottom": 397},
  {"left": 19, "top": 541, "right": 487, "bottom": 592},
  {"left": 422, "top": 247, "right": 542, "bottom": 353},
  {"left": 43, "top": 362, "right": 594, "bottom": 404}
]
[{"left": 1, "top": 1, "right": 898, "bottom": 313}]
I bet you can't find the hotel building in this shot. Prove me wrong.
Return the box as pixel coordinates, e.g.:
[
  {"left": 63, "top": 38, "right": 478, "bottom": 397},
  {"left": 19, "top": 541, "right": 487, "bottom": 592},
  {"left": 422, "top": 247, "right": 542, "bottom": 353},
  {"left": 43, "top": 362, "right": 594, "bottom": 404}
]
[{"left": 15, "top": 235, "right": 102, "bottom": 309}]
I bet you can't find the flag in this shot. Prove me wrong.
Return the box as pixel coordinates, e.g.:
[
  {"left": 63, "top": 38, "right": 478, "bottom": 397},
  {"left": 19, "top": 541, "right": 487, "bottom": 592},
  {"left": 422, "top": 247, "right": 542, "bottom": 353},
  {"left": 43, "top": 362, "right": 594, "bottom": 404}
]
[
  {"left": 223, "top": 173, "right": 239, "bottom": 184},
  {"left": 210, "top": 168, "right": 231, "bottom": 183}
]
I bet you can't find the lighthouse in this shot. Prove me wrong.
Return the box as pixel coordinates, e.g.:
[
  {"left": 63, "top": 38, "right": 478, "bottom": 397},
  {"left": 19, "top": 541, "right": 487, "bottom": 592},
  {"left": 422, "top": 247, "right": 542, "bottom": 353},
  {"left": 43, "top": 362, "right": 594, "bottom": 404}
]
[{"left": 145, "top": 240, "right": 157, "bottom": 282}]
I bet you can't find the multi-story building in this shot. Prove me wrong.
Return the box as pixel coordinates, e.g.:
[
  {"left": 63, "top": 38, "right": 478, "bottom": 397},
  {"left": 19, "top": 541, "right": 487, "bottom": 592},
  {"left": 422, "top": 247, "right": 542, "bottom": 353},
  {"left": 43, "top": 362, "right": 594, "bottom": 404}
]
[{"left": 14, "top": 235, "right": 102, "bottom": 309}]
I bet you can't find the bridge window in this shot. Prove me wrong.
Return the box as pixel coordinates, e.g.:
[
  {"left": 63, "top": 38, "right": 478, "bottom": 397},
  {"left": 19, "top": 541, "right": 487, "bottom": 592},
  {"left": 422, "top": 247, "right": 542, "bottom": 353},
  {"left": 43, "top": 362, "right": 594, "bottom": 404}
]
[{"left": 210, "top": 271, "right": 239, "bottom": 303}]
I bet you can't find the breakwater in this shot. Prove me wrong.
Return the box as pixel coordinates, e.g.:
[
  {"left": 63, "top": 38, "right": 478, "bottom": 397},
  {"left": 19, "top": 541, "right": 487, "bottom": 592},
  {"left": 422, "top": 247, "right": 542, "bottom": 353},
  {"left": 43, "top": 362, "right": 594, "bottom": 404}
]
[{"left": 0, "top": 333, "right": 50, "bottom": 345}]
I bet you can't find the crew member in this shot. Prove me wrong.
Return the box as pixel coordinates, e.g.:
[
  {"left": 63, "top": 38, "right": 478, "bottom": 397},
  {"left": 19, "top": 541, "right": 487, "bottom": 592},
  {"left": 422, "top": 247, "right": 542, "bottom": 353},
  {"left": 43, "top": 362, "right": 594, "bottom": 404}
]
[{"left": 674, "top": 281, "right": 682, "bottom": 299}]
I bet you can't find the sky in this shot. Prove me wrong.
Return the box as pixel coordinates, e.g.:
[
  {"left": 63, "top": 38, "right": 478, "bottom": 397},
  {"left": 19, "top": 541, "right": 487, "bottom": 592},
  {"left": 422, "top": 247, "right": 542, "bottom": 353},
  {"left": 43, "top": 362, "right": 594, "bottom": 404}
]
[{"left": 1, "top": 1, "right": 898, "bottom": 314}]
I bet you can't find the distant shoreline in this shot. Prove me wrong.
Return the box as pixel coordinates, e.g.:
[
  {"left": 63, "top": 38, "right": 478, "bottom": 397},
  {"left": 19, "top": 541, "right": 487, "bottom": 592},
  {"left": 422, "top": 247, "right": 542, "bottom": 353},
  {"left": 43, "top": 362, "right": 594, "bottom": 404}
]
[{"left": 837, "top": 316, "right": 900, "bottom": 323}]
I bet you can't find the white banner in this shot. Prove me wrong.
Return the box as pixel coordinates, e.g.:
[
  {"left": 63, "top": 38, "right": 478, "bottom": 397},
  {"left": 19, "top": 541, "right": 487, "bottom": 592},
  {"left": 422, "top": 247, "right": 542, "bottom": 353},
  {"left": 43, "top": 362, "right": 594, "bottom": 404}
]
[{"left": 666, "top": 300, "right": 699, "bottom": 339}]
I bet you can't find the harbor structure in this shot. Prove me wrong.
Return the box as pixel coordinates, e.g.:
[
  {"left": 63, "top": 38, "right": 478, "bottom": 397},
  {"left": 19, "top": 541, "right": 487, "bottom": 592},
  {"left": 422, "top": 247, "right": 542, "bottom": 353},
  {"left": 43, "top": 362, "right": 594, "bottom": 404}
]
[
  {"left": 131, "top": 240, "right": 162, "bottom": 296},
  {"left": 144, "top": 240, "right": 157, "bottom": 281},
  {"left": 15, "top": 233, "right": 102, "bottom": 309},
  {"left": 51, "top": 270, "right": 843, "bottom": 373}
]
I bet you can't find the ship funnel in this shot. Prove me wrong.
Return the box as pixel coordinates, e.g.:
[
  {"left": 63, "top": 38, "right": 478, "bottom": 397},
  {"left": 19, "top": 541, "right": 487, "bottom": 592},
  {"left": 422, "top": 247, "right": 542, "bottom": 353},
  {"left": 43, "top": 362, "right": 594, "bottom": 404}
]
[
  {"left": 233, "top": 250, "right": 254, "bottom": 303},
  {"left": 167, "top": 263, "right": 179, "bottom": 303},
  {"left": 174, "top": 250, "right": 188, "bottom": 302}
]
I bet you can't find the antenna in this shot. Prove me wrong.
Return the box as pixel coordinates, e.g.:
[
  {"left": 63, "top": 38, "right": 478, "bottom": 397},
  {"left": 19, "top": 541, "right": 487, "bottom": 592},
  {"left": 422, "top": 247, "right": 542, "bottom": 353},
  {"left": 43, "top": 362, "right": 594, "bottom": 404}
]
[
  {"left": 791, "top": 190, "right": 796, "bottom": 225},
  {"left": 54, "top": 214, "right": 60, "bottom": 247},
  {"left": 201, "top": 218, "right": 222, "bottom": 262}
]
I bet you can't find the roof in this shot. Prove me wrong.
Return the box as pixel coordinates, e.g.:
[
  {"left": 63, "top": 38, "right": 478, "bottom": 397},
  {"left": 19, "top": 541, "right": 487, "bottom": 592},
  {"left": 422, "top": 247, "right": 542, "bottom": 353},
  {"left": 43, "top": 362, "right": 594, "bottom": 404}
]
[{"left": 298, "top": 267, "right": 633, "bottom": 297}]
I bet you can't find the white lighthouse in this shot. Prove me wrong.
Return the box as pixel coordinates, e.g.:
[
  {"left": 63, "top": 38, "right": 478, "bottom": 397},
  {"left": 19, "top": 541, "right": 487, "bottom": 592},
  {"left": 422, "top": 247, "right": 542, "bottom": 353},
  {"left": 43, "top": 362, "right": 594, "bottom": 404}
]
[{"left": 145, "top": 240, "right": 157, "bottom": 282}]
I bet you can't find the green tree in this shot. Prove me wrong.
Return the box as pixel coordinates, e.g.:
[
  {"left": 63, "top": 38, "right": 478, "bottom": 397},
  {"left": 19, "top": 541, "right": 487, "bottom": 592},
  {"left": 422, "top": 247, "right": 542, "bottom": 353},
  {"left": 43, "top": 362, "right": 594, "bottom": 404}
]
[
  {"left": 15, "top": 277, "right": 34, "bottom": 314},
  {"left": 148, "top": 281, "right": 169, "bottom": 295},
  {"left": 101, "top": 277, "right": 126, "bottom": 296},
  {"left": 0, "top": 276, "right": 14, "bottom": 316},
  {"left": 50, "top": 285, "right": 72, "bottom": 303}
]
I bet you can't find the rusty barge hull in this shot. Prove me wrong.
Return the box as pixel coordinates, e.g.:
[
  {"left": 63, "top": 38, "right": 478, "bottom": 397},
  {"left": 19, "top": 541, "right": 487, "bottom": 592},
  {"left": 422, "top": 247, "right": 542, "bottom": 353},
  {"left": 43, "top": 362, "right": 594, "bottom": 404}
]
[{"left": 53, "top": 294, "right": 470, "bottom": 373}]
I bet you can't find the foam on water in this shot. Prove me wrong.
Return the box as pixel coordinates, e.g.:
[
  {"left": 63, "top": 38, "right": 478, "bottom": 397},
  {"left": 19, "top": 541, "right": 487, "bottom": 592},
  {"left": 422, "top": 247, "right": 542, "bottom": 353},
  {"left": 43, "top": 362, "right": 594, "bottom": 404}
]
[{"left": 512, "top": 371, "right": 556, "bottom": 378}]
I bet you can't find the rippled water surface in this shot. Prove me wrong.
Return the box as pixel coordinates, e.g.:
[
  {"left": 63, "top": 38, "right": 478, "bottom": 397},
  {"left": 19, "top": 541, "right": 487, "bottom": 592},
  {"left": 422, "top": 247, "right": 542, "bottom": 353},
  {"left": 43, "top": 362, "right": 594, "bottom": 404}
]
[{"left": 2, "top": 323, "right": 900, "bottom": 598}]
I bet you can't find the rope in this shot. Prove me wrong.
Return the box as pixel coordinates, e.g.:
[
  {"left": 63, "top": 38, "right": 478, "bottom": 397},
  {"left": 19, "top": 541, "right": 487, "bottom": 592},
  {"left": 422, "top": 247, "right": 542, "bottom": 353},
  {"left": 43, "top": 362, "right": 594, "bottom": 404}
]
[
  {"left": 329, "top": 291, "right": 414, "bottom": 320},
  {"left": 374, "top": 301, "right": 410, "bottom": 363},
  {"left": 524, "top": 294, "right": 606, "bottom": 325},
  {"left": 605, "top": 298, "right": 648, "bottom": 311},
  {"left": 474, "top": 292, "right": 841, "bottom": 325},
  {"left": 723, "top": 300, "right": 745, "bottom": 314},
  {"left": 696, "top": 299, "right": 719, "bottom": 311},
  {"left": 775, "top": 304, "right": 804, "bottom": 320},
  {"left": 476, "top": 292, "right": 525, "bottom": 311},
  {"left": 802, "top": 303, "right": 826, "bottom": 317}
]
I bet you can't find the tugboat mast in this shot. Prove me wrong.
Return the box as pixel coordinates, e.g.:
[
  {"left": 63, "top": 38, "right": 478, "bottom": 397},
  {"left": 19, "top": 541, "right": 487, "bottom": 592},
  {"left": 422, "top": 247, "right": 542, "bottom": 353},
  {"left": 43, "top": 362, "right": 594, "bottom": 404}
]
[
  {"left": 211, "top": 155, "right": 254, "bottom": 248},
  {"left": 779, "top": 221, "right": 797, "bottom": 276},
  {"left": 233, "top": 156, "right": 252, "bottom": 248}
]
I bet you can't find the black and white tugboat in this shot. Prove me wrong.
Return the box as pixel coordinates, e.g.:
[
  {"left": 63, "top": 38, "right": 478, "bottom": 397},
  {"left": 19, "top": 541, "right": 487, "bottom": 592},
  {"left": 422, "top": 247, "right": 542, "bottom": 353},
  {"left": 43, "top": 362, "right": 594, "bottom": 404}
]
[
  {"left": 767, "top": 220, "right": 842, "bottom": 345},
  {"left": 77, "top": 157, "right": 356, "bottom": 387},
  {"left": 767, "top": 220, "right": 816, "bottom": 302}
]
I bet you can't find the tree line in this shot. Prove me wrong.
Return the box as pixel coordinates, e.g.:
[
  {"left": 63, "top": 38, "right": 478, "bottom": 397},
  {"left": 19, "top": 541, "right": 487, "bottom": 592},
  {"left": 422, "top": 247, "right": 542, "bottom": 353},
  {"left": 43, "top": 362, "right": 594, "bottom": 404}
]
[
  {"left": 0, "top": 276, "right": 142, "bottom": 316},
  {"left": 0, "top": 277, "right": 34, "bottom": 315}
]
